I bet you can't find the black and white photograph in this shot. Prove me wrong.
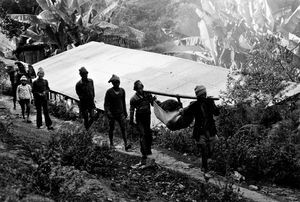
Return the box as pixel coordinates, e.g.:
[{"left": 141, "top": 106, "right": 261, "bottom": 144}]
[{"left": 0, "top": 0, "right": 299, "bottom": 201}]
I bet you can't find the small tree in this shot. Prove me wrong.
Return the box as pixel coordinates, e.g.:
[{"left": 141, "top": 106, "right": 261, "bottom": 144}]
[
  {"left": 0, "top": 7, "right": 27, "bottom": 39},
  {"left": 222, "top": 35, "right": 299, "bottom": 106}
]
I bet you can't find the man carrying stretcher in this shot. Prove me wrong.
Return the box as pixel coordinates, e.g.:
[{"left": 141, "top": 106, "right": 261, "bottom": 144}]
[
  {"left": 179, "top": 85, "right": 220, "bottom": 173},
  {"left": 152, "top": 85, "right": 219, "bottom": 173},
  {"left": 130, "top": 80, "right": 156, "bottom": 168}
]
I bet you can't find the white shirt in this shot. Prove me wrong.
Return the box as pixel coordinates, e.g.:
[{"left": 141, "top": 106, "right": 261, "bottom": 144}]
[{"left": 16, "top": 84, "right": 33, "bottom": 100}]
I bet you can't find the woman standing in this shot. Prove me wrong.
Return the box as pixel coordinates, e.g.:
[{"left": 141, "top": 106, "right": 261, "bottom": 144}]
[{"left": 16, "top": 76, "right": 33, "bottom": 123}]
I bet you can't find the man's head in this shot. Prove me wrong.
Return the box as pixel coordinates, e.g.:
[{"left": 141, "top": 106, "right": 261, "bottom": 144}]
[
  {"left": 194, "top": 85, "right": 207, "bottom": 98},
  {"left": 108, "top": 74, "right": 120, "bottom": 88},
  {"left": 133, "top": 80, "right": 144, "bottom": 94},
  {"left": 37, "top": 67, "right": 44, "bottom": 79},
  {"left": 20, "top": 75, "right": 27, "bottom": 85},
  {"left": 79, "top": 67, "right": 88, "bottom": 79}
]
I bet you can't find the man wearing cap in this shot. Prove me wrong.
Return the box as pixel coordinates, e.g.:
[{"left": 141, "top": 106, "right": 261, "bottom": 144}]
[
  {"left": 104, "top": 74, "right": 131, "bottom": 151},
  {"left": 16, "top": 75, "right": 33, "bottom": 123},
  {"left": 75, "top": 67, "right": 95, "bottom": 129},
  {"left": 32, "top": 67, "right": 54, "bottom": 130},
  {"left": 130, "top": 80, "right": 156, "bottom": 167},
  {"left": 180, "top": 85, "right": 219, "bottom": 173}
]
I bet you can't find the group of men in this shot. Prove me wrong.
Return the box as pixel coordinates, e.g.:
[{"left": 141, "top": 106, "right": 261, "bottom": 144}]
[
  {"left": 75, "top": 67, "right": 219, "bottom": 171},
  {"left": 8, "top": 62, "right": 54, "bottom": 130},
  {"left": 8, "top": 62, "right": 219, "bottom": 171},
  {"left": 75, "top": 67, "right": 156, "bottom": 165}
]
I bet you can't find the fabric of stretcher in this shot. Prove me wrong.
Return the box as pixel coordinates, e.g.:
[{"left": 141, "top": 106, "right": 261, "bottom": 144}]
[{"left": 153, "top": 101, "right": 194, "bottom": 130}]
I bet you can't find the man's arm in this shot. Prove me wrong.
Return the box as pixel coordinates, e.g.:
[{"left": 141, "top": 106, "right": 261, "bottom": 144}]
[
  {"left": 211, "top": 100, "right": 220, "bottom": 116},
  {"left": 75, "top": 82, "right": 80, "bottom": 98},
  {"left": 129, "top": 97, "right": 136, "bottom": 124},
  {"left": 147, "top": 93, "right": 156, "bottom": 106},
  {"left": 180, "top": 101, "right": 195, "bottom": 115},
  {"left": 16, "top": 85, "right": 20, "bottom": 101},
  {"left": 122, "top": 89, "right": 127, "bottom": 118},
  {"left": 91, "top": 80, "right": 95, "bottom": 99},
  {"left": 28, "top": 85, "right": 33, "bottom": 101},
  {"left": 32, "top": 81, "right": 38, "bottom": 97},
  {"left": 44, "top": 80, "right": 50, "bottom": 93},
  {"left": 104, "top": 90, "right": 112, "bottom": 118},
  {"left": 42, "top": 80, "right": 50, "bottom": 99}
]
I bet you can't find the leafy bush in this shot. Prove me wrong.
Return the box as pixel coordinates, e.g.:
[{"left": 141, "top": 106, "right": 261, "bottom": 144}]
[
  {"left": 217, "top": 103, "right": 263, "bottom": 138},
  {"left": 58, "top": 131, "right": 117, "bottom": 176},
  {"left": 48, "top": 100, "right": 78, "bottom": 121},
  {"left": 211, "top": 120, "right": 300, "bottom": 188},
  {"left": 0, "top": 63, "right": 11, "bottom": 96},
  {"left": 213, "top": 34, "right": 300, "bottom": 187},
  {"left": 155, "top": 126, "right": 199, "bottom": 156}
]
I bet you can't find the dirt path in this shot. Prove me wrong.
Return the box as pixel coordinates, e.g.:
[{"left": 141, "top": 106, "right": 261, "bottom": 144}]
[
  {"left": 0, "top": 96, "right": 130, "bottom": 202},
  {"left": 92, "top": 133, "right": 279, "bottom": 202},
  {"left": 1, "top": 95, "right": 299, "bottom": 202},
  {"left": 92, "top": 117, "right": 300, "bottom": 202}
]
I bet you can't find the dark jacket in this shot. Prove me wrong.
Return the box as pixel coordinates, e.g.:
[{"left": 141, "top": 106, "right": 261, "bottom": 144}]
[
  {"left": 184, "top": 98, "right": 219, "bottom": 141},
  {"left": 75, "top": 79, "right": 95, "bottom": 100},
  {"left": 76, "top": 78, "right": 95, "bottom": 110},
  {"left": 104, "top": 87, "right": 127, "bottom": 117},
  {"left": 129, "top": 92, "right": 153, "bottom": 122},
  {"left": 32, "top": 78, "right": 50, "bottom": 101}
]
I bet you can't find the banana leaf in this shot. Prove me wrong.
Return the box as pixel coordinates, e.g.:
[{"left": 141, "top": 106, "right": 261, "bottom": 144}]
[
  {"left": 81, "top": 2, "right": 94, "bottom": 26},
  {"left": 267, "top": 0, "right": 299, "bottom": 17},
  {"left": 91, "top": 21, "right": 118, "bottom": 29},
  {"left": 37, "top": 10, "right": 57, "bottom": 25},
  {"left": 21, "top": 29, "right": 42, "bottom": 41},
  {"left": 284, "top": 5, "right": 300, "bottom": 36},
  {"left": 57, "top": 20, "right": 67, "bottom": 48},
  {"left": 91, "top": 1, "right": 119, "bottom": 24},
  {"left": 43, "top": 25, "right": 60, "bottom": 46},
  {"left": 128, "top": 26, "right": 145, "bottom": 44},
  {"left": 54, "top": 9, "right": 74, "bottom": 25},
  {"left": 8, "top": 14, "right": 41, "bottom": 25},
  {"left": 59, "top": 0, "right": 79, "bottom": 15},
  {"left": 36, "top": 0, "right": 53, "bottom": 11},
  {"left": 0, "top": 56, "right": 17, "bottom": 66}
]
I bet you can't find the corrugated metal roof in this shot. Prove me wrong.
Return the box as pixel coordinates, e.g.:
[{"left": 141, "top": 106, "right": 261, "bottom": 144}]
[{"left": 33, "top": 42, "right": 228, "bottom": 114}]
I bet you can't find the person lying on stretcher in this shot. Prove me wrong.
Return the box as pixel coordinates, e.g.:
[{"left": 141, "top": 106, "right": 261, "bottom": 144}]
[
  {"left": 154, "top": 88, "right": 219, "bottom": 131},
  {"left": 154, "top": 98, "right": 193, "bottom": 131}
]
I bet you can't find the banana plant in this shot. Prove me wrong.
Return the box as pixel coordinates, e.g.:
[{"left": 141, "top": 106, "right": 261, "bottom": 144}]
[
  {"left": 8, "top": 0, "right": 144, "bottom": 51},
  {"left": 171, "top": 0, "right": 299, "bottom": 67}
]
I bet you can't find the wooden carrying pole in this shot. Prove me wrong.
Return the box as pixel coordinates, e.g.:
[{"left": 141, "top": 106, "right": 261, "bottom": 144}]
[{"left": 144, "top": 90, "right": 219, "bottom": 100}]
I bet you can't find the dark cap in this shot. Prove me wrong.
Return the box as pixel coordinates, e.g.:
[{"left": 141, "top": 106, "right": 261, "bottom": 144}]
[
  {"left": 79, "top": 67, "right": 88, "bottom": 74},
  {"left": 133, "top": 80, "right": 143, "bottom": 90},
  {"left": 108, "top": 74, "right": 120, "bottom": 83}
]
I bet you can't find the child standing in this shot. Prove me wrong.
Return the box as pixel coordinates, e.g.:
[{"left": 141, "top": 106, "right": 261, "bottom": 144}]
[{"left": 16, "top": 76, "right": 33, "bottom": 123}]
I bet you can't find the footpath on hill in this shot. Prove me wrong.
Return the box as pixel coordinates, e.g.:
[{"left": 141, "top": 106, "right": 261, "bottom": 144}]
[{"left": 0, "top": 95, "right": 299, "bottom": 202}]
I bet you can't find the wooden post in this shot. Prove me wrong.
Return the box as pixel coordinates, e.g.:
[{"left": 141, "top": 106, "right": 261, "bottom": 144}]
[{"left": 144, "top": 90, "right": 219, "bottom": 100}]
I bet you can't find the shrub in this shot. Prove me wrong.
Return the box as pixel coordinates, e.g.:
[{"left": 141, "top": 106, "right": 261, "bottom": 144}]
[
  {"left": 155, "top": 126, "right": 199, "bottom": 155},
  {"left": 57, "top": 130, "right": 117, "bottom": 177},
  {"left": 216, "top": 103, "right": 266, "bottom": 138},
  {"left": 48, "top": 100, "right": 78, "bottom": 121},
  {"left": 211, "top": 120, "right": 300, "bottom": 188},
  {"left": 29, "top": 128, "right": 118, "bottom": 197},
  {"left": 0, "top": 64, "right": 11, "bottom": 96}
]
